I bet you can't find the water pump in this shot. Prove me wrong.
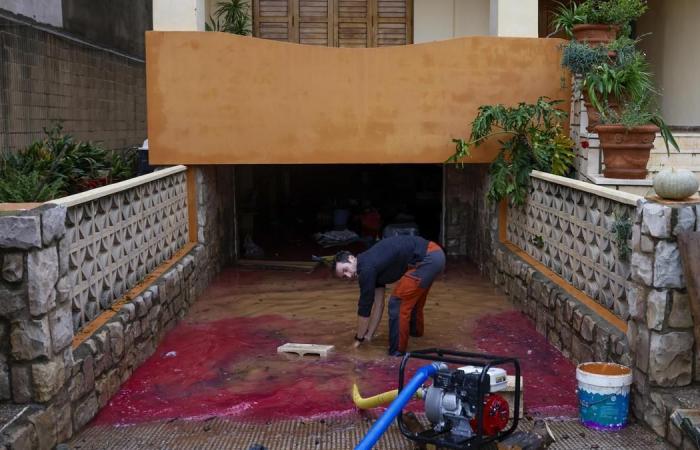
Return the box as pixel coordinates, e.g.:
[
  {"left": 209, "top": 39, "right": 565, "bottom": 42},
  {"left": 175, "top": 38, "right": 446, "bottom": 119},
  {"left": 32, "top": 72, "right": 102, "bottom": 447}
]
[
  {"left": 355, "top": 348, "right": 521, "bottom": 450},
  {"left": 398, "top": 348, "right": 521, "bottom": 449},
  {"left": 423, "top": 364, "right": 510, "bottom": 439}
]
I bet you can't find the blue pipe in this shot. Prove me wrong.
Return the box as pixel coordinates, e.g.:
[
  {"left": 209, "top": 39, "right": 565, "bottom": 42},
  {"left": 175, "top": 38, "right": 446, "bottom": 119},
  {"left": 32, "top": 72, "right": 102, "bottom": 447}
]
[{"left": 355, "top": 363, "right": 439, "bottom": 450}]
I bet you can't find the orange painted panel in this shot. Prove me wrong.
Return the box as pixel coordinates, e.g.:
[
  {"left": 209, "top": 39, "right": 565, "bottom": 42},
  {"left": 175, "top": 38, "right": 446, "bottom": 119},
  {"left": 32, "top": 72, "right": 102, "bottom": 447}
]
[{"left": 146, "top": 32, "right": 570, "bottom": 164}]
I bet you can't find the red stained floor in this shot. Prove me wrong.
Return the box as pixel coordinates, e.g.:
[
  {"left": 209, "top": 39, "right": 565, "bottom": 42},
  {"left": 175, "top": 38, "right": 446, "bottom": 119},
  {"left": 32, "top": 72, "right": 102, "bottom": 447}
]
[
  {"left": 92, "top": 264, "right": 579, "bottom": 426},
  {"left": 474, "top": 311, "right": 579, "bottom": 417}
]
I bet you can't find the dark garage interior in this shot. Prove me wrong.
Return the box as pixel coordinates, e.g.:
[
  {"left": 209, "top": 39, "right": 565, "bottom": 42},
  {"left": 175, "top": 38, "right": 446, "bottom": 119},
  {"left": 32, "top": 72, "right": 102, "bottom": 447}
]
[{"left": 234, "top": 164, "right": 444, "bottom": 261}]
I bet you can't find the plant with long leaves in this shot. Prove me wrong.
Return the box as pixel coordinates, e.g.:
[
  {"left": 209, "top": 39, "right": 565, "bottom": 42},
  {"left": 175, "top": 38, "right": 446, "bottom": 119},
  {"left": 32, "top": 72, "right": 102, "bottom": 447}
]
[
  {"left": 206, "top": 0, "right": 251, "bottom": 36},
  {"left": 448, "top": 97, "right": 575, "bottom": 205},
  {"left": 583, "top": 49, "right": 654, "bottom": 113},
  {"left": 552, "top": 0, "right": 648, "bottom": 38}
]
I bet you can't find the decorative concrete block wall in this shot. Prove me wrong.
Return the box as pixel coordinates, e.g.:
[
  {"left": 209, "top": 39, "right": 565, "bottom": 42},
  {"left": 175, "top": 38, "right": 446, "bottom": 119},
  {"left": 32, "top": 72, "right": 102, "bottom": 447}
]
[
  {"left": 508, "top": 172, "right": 637, "bottom": 320},
  {"left": 53, "top": 167, "right": 189, "bottom": 332},
  {"left": 627, "top": 199, "right": 699, "bottom": 446},
  {"left": 0, "top": 166, "right": 217, "bottom": 449}
]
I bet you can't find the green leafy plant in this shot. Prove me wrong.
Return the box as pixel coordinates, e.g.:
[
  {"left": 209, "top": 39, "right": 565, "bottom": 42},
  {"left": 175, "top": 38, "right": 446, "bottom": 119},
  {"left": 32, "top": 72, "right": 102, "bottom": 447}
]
[
  {"left": 553, "top": 0, "right": 648, "bottom": 38},
  {"left": 530, "top": 235, "right": 545, "bottom": 249},
  {"left": 611, "top": 214, "right": 632, "bottom": 262},
  {"left": 0, "top": 168, "right": 64, "bottom": 202},
  {"left": 552, "top": 1, "right": 588, "bottom": 38},
  {"left": 0, "top": 124, "right": 137, "bottom": 203},
  {"left": 448, "top": 97, "right": 575, "bottom": 205},
  {"left": 599, "top": 93, "right": 680, "bottom": 155},
  {"left": 206, "top": 0, "right": 251, "bottom": 35},
  {"left": 583, "top": 50, "right": 654, "bottom": 113},
  {"left": 107, "top": 149, "right": 137, "bottom": 183},
  {"left": 561, "top": 40, "right": 609, "bottom": 76}
]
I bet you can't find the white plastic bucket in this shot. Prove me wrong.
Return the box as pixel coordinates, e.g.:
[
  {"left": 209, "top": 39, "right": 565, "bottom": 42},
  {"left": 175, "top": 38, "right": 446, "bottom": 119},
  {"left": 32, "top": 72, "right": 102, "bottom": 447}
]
[{"left": 576, "top": 362, "right": 633, "bottom": 431}]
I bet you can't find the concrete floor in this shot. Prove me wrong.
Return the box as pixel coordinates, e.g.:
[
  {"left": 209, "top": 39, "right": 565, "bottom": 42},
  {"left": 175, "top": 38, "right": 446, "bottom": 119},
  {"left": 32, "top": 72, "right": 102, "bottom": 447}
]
[{"left": 67, "top": 261, "right": 667, "bottom": 448}]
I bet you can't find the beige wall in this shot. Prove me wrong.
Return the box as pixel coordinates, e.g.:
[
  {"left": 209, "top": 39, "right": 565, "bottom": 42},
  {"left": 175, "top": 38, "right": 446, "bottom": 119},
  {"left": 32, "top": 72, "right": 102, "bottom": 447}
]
[
  {"left": 414, "top": 0, "right": 490, "bottom": 43},
  {"left": 638, "top": 0, "right": 700, "bottom": 127},
  {"left": 146, "top": 32, "right": 569, "bottom": 164}
]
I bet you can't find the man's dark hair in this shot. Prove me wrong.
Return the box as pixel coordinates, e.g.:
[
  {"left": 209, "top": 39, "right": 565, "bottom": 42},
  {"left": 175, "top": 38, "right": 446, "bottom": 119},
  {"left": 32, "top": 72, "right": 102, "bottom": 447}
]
[{"left": 332, "top": 251, "right": 353, "bottom": 274}]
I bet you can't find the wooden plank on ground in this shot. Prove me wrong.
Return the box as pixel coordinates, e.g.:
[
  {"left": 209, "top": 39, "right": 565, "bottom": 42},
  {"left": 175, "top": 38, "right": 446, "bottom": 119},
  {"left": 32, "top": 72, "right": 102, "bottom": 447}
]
[
  {"left": 236, "top": 259, "right": 319, "bottom": 272},
  {"left": 277, "top": 343, "right": 334, "bottom": 358}
]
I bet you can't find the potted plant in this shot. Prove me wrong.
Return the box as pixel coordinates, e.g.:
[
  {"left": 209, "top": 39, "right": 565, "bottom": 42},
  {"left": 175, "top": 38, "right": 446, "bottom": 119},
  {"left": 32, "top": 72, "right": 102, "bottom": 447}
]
[
  {"left": 448, "top": 97, "right": 575, "bottom": 204},
  {"left": 596, "top": 94, "right": 679, "bottom": 179},
  {"left": 581, "top": 46, "right": 653, "bottom": 131},
  {"left": 553, "top": 0, "right": 648, "bottom": 46}
]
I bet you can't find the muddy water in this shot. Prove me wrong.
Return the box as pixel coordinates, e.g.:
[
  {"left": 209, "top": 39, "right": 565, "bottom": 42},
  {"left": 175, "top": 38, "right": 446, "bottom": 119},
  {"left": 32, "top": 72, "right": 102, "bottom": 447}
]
[{"left": 93, "top": 261, "right": 578, "bottom": 426}]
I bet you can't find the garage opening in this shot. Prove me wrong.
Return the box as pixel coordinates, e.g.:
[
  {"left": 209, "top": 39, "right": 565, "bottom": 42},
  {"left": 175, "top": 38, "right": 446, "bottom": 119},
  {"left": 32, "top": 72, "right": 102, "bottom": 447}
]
[{"left": 234, "top": 164, "right": 443, "bottom": 261}]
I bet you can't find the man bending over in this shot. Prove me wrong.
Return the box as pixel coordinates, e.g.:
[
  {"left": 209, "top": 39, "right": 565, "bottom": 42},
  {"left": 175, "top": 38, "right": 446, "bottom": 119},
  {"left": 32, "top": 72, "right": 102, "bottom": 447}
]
[{"left": 333, "top": 235, "right": 445, "bottom": 355}]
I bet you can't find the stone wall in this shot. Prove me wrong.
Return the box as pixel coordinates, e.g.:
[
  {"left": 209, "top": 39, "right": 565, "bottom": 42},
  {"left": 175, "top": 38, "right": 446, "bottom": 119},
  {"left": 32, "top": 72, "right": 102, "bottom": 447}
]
[
  {"left": 192, "top": 166, "right": 237, "bottom": 292},
  {"left": 508, "top": 173, "right": 638, "bottom": 320},
  {"left": 496, "top": 171, "right": 699, "bottom": 446},
  {"left": 444, "top": 164, "right": 498, "bottom": 274},
  {"left": 493, "top": 244, "right": 630, "bottom": 367},
  {"left": 54, "top": 167, "right": 189, "bottom": 333},
  {"left": 0, "top": 14, "right": 147, "bottom": 153},
  {"left": 0, "top": 202, "right": 207, "bottom": 449},
  {"left": 628, "top": 199, "right": 699, "bottom": 447}
]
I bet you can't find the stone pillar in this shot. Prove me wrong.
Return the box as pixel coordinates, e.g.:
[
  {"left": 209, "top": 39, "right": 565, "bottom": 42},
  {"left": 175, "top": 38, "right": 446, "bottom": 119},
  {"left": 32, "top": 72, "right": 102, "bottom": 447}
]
[
  {"left": 489, "top": 0, "right": 538, "bottom": 37},
  {"left": 0, "top": 203, "right": 73, "bottom": 447},
  {"left": 153, "top": 0, "right": 206, "bottom": 31},
  {"left": 569, "top": 76, "right": 601, "bottom": 182},
  {"left": 628, "top": 198, "right": 698, "bottom": 440}
]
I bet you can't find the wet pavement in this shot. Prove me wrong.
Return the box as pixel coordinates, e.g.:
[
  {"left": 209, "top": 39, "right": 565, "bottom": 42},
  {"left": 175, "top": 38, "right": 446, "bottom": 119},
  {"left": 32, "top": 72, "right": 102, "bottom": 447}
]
[{"left": 68, "top": 260, "right": 648, "bottom": 448}]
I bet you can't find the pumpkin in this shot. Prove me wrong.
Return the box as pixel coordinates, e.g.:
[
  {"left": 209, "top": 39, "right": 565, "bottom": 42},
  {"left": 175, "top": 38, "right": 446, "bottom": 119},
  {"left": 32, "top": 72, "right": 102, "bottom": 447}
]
[{"left": 653, "top": 168, "right": 699, "bottom": 200}]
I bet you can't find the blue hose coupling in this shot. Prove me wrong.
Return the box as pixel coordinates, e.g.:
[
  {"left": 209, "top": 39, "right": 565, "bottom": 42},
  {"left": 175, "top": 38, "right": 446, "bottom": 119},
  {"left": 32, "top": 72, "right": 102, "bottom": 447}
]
[{"left": 355, "top": 363, "right": 441, "bottom": 450}]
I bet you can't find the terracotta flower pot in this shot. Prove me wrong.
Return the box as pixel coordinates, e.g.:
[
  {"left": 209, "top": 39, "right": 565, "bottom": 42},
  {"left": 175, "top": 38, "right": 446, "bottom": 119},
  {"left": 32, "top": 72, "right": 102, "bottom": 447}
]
[
  {"left": 581, "top": 93, "right": 619, "bottom": 133},
  {"left": 597, "top": 124, "right": 659, "bottom": 179},
  {"left": 572, "top": 24, "right": 620, "bottom": 47}
]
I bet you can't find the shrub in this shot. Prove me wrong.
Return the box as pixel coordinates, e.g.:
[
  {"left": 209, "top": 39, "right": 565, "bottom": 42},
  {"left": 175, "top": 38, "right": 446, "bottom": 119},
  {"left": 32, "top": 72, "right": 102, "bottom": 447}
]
[{"left": 448, "top": 97, "right": 575, "bottom": 205}]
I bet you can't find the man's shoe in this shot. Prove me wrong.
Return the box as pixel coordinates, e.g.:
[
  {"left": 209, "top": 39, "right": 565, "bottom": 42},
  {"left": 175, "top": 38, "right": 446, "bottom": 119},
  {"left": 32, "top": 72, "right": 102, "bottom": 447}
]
[{"left": 389, "top": 350, "right": 404, "bottom": 357}]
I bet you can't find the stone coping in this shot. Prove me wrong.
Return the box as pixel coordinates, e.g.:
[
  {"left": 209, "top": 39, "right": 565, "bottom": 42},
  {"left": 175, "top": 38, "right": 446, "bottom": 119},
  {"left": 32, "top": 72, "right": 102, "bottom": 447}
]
[
  {"left": 531, "top": 170, "right": 642, "bottom": 206},
  {"left": 49, "top": 165, "right": 187, "bottom": 208},
  {"left": 589, "top": 175, "right": 654, "bottom": 186}
]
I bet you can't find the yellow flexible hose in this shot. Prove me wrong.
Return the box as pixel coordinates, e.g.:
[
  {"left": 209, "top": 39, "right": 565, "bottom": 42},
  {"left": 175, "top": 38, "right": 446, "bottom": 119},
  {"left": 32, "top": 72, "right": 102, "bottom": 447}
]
[{"left": 352, "top": 383, "right": 424, "bottom": 409}]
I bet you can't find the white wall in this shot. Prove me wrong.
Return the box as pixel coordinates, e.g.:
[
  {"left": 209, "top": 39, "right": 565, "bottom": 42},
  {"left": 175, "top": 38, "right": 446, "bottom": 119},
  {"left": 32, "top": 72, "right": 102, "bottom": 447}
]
[
  {"left": 489, "top": 0, "right": 538, "bottom": 37},
  {"left": 414, "top": 0, "right": 490, "bottom": 43},
  {"left": 0, "top": 0, "right": 63, "bottom": 27},
  {"left": 638, "top": 0, "right": 700, "bottom": 126},
  {"left": 153, "top": 0, "right": 205, "bottom": 31}
]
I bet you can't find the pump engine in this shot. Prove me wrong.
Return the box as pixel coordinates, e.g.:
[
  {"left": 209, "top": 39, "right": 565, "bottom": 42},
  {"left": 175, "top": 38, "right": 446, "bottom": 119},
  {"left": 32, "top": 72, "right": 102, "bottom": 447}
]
[{"left": 397, "top": 349, "right": 521, "bottom": 449}]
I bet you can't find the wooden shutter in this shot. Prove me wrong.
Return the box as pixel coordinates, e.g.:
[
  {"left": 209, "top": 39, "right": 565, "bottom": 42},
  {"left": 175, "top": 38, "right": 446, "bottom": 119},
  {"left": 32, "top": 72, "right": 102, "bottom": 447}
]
[
  {"left": 298, "top": 0, "right": 335, "bottom": 46},
  {"left": 254, "top": 0, "right": 293, "bottom": 42},
  {"left": 253, "top": 0, "right": 412, "bottom": 47},
  {"left": 335, "top": 0, "right": 371, "bottom": 47},
  {"left": 374, "top": 0, "right": 412, "bottom": 46}
]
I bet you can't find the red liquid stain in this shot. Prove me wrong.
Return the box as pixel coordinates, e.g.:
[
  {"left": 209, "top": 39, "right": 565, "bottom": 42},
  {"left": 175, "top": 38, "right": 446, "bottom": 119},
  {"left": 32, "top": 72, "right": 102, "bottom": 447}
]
[
  {"left": 472, "top": 311, "right": 579, "bottom": 418},
  {"left": 93, "top": 315, "right": 425, "bottom": 426}
]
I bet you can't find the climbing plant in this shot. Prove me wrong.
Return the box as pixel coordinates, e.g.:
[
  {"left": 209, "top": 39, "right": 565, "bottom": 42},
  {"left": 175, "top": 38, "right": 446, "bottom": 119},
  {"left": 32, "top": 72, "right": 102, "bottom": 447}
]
[
  {"left": 448, "top": 97, "right": 575, "bottom": 205},
  {"left": 611, "top": 214, "right": 633, "bottom": 262}
]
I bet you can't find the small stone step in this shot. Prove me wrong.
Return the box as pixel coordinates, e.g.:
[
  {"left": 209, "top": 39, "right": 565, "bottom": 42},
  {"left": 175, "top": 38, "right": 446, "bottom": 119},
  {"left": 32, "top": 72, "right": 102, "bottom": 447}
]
[
  {"left": 671, "top": 409, "right": 700, "bottom": 445},
  {"left": 277, "top": 343, "right": 334, "bottom": 358}
]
